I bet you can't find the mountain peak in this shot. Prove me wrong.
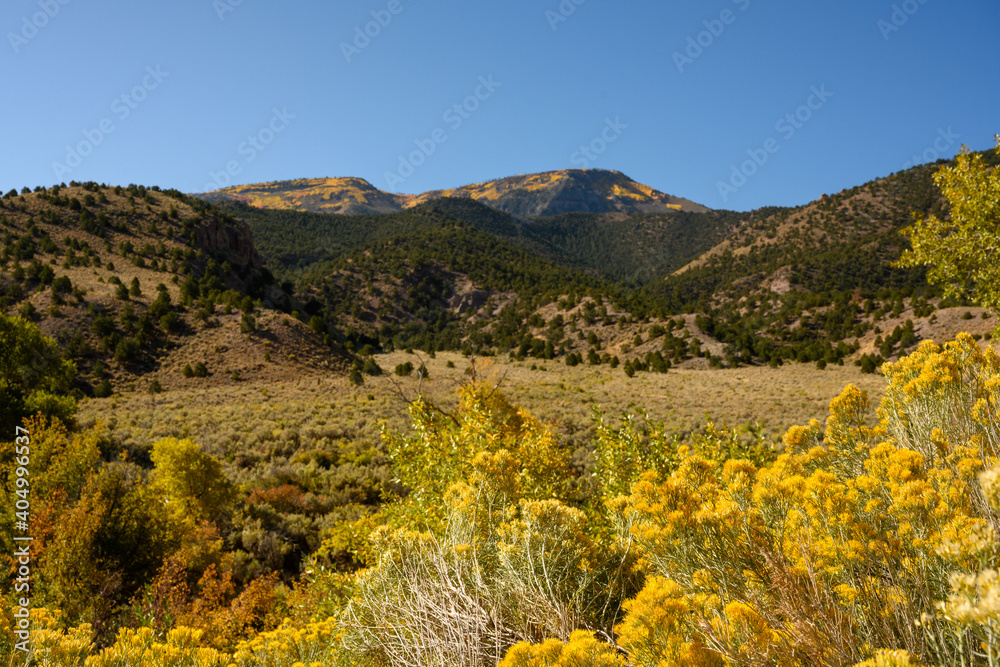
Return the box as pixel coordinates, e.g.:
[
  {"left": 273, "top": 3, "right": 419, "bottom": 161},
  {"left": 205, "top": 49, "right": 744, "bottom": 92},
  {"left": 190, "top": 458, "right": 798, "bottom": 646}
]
[{"left": 199, "top": 169, "right": 708, "bottom": 217}]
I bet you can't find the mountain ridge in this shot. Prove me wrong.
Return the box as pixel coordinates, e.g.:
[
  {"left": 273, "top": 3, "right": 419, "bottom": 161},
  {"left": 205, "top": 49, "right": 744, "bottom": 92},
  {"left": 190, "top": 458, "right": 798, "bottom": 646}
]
[
  {"left": 197, "top": 169, "right": 709, "bottom": 217},
  {"left": 3, "top": 149, "right": 996, "bottom": 396}
]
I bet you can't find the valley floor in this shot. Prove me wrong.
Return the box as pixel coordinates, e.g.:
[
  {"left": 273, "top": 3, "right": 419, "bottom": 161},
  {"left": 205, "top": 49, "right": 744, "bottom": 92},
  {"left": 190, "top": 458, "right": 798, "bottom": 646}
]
[{"left": 80, "top": 353, "right": 887, "bottom": 462}]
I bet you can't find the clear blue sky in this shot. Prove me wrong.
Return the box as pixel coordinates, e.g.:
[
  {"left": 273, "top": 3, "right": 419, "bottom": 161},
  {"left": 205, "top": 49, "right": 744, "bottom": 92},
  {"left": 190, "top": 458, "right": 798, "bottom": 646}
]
[{"left": 2, "top": 0, "right": 997, "bottom": 211}]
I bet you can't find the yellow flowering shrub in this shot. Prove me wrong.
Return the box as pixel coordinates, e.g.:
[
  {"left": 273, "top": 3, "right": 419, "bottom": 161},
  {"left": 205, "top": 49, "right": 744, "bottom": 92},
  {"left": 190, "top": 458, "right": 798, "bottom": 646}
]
[
  {"left": 498, "top": 630, "right": 624, "bottom": 667},
  {"left": 594, "top": 411, "right": 774, "bottom": 503},
  {"left": 614, "top": 576, "right": 721, "bottom": 667},
  {"left": 979, "top": 463, "right": 1000, "bottom": 511},
  {"left": 0, "top": 612, "right": 340, "bottom": 667},
  {"left": 1, "top": 608, "right": 92, "bottom": 666},
  {"left": 879, "top": 335, "right": 1000, "bottom": 476},
  {"left": 85, "top": 626, "right": 230, "bottom": 667},
  {"left": 331, "top": 381, "right": 578, "bottom": 572},
  {"left": 231, "top": 616, "right": 340, "bottom": 667},
  {"left": 384, "top": 382, "right": 573, "bottom": 512},
  {"left": 852, "top": 649, "right": 926, "bottom": 666},
  {"left": 341, "top": 445, "right": 633, "bottom": 666},
  {"left": 612, "top": 335, "right": 1000, "bottom": 666},
  {"left": 930, "top": 568, "right": 1000, "bottom": 665}
]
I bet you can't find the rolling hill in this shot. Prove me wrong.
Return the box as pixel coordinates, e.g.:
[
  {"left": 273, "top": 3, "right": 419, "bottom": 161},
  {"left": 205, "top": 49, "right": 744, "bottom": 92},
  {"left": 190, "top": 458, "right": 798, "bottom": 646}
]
[{"left": 0, "top": 183, "right": 350, "bottom": 398}]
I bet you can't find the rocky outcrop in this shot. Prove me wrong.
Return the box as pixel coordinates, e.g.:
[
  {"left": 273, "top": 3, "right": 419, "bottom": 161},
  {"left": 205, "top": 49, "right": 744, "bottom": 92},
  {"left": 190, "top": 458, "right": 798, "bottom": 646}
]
[
  {"left": 194, "top": 216, "right": 263, "bottom": 269},
  {"left": 449, "top": 288, "right": 491, "bottom": 314}
]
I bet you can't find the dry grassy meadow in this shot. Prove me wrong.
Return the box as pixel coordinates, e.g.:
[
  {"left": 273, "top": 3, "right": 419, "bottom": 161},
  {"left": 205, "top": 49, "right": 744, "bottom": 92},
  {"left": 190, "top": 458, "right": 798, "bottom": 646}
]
[{"left": 80, "top": 351, "right": 887, "bottom": 469}]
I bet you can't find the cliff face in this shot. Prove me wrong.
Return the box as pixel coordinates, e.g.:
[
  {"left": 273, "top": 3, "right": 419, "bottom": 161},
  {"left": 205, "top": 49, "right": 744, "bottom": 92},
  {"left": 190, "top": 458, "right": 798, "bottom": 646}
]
[{"left": 195, "top": 216, "right": 263, "bottom": 269}]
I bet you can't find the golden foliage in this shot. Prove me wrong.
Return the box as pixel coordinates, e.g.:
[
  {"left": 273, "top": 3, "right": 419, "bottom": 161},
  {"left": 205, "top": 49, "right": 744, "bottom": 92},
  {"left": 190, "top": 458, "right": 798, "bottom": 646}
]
[
  {"left": 339, "top": 389, "right": 634, "bottom": 666},
  {"left": 499, "top": 630, "right": 624, "bottom": 667},
  {"left": 851, "top": 649, "right": 926, "bottom": 667},
  {"left": 0, "top": 609, "right": 338, "bottom": 667},
  {"left": 897, "top": 137, "right": 1000, "bottom": 324},
  {"left": 380, "top": 381, "right": 573, "bottom": 529},
  {"left": 614, "top": 576, "right": 721, "bottom": 667},
  {"left": 611, "top": 334, "right": 1000, "bottom": 666},
  {"left": 231, "top": 616, "right": 341, "bottom": 666},
  {"left": 150, "top": 437, "right": 238, "bottom": 524},
  {"left": 85, "top": 626, "right": 231, "bottom": 667}
]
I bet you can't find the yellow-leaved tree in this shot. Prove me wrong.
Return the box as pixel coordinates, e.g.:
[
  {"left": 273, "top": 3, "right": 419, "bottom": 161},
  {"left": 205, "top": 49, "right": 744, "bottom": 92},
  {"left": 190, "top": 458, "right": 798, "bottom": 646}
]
[
  {"left": 897, "top": 136, "right": 1000, "bottom": 324},
  {"left": 149, "top": 437, "right": 238, "bottom": 524}
]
